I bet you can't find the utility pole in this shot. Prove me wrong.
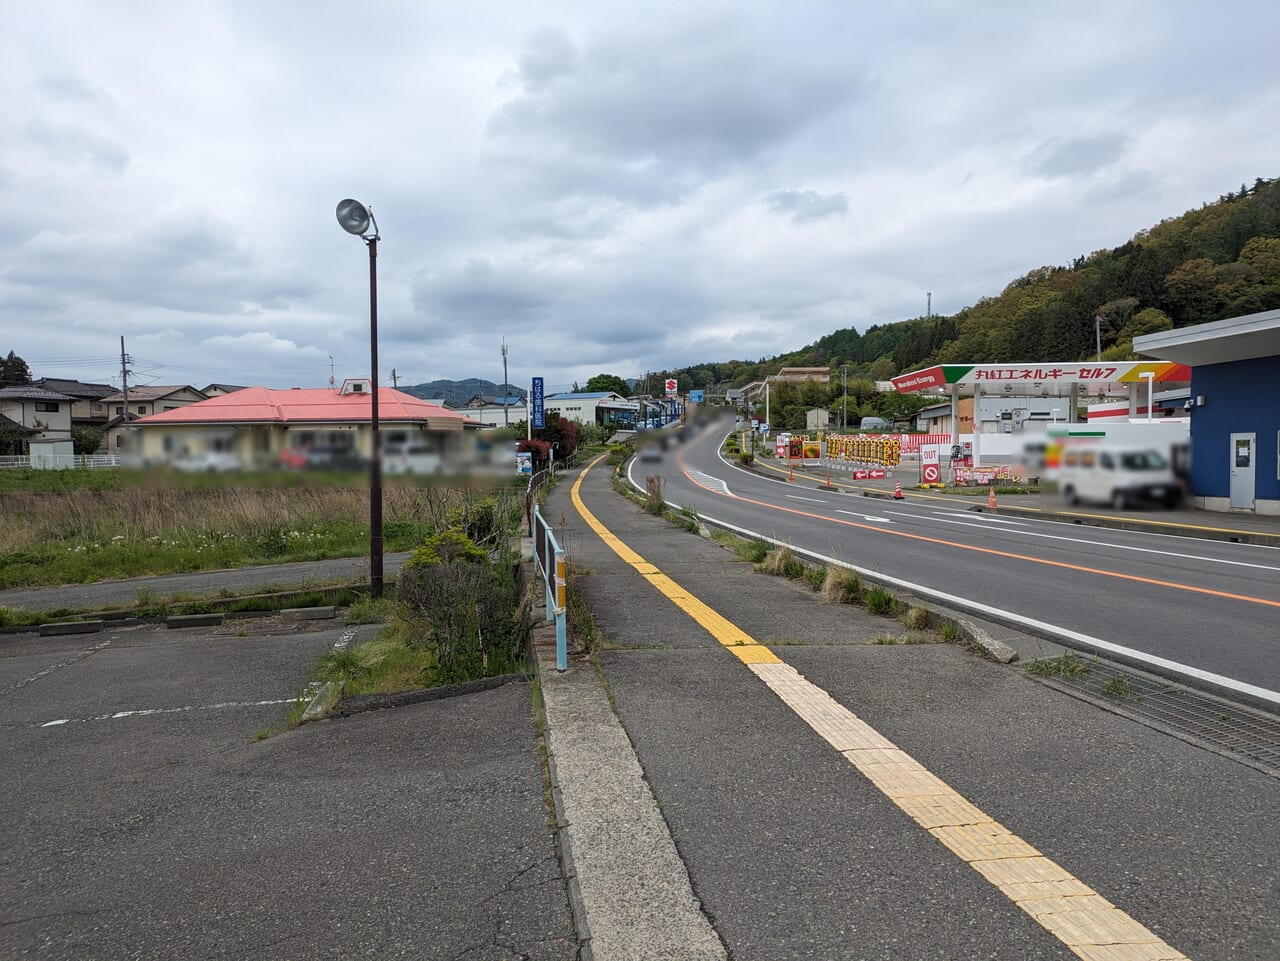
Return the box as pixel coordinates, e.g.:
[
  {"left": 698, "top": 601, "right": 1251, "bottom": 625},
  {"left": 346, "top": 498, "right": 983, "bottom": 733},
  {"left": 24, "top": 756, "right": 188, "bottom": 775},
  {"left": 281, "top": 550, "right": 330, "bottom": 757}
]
[
  {"left": 927, "top": 292, "right": 932, "bottom": 318},
  {"left": 390, "top": 368, "right": 399, "bottom": 388},
  {"left": 501, "top": 338, "right": 510, "bottom": 428},
  {"left": 1095, "top": 316, "right": 1103, "bottom": 362},
  {"left": 119, "top": 336, "right": 131, "bottom": 437},
  {"left": 328, "top": 355, "right": 336, "bottom": 389},
  {"left": 841, "top": 365, "right": 849, "bottom": 431}
]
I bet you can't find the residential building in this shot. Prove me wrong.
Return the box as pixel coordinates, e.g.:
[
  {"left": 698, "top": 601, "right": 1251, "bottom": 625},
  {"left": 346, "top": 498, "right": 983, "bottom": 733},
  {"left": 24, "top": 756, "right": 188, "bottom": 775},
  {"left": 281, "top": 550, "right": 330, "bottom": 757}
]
[
  {"left": 774, "top": 366, "right": 831, "bottom": 384},
  {"left": 102, "top": 385, "right": 209, "bottom": 453},
  {"left": 0, "top": 385, "right": 76, "bottom": 463},
  {"left": 32, "top": 378, "right": 115, "bottom": 427},
  {"left": 132, "top": 378, "right": 483, "bottom": 468},
  {"left": 200, "top": 384, "right": 248, "bottom": 398}
]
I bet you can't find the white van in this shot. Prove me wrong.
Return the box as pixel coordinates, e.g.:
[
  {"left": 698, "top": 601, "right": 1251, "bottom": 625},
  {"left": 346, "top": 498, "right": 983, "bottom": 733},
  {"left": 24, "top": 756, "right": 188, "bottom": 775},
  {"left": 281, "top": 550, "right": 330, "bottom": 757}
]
[{"left": 1058, "top": 445, "right": 1181, "bottom": 509}]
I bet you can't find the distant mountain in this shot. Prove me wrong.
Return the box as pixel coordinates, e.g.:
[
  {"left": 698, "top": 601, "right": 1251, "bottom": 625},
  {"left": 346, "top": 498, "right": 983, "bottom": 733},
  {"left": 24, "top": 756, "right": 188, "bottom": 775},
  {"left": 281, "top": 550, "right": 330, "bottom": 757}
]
[{"left": 399, "top": 378, "right": 527, "bottom": 407}]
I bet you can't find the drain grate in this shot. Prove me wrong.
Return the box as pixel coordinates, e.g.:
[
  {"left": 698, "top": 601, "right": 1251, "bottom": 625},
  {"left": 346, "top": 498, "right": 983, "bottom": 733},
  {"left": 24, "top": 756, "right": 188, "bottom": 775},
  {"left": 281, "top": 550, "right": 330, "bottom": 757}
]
[{"left": 1033, "top": 658, "right": 1280, "bottom": 777}]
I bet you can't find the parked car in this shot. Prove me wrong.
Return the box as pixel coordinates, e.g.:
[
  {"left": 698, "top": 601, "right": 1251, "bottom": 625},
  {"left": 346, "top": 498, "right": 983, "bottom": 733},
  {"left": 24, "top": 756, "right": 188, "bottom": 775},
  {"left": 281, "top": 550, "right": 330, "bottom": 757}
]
[
  {"left": 1058, "top": 445, "right": 1180, "bottom": 509},
  {"left": 171, "top": 451, "right": 241, "bottom": 473}
]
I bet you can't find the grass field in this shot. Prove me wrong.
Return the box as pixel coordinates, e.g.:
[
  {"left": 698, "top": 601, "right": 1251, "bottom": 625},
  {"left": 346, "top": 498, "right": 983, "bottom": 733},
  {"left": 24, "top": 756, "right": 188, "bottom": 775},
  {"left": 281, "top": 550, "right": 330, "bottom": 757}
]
[{"left": 0, "top": 472, "right": 522, "bottom": 588}]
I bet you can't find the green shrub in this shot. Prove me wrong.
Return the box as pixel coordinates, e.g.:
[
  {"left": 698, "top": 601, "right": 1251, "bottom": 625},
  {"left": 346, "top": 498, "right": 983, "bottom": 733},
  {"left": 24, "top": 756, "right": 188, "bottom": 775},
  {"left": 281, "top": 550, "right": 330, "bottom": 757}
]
[
  {"left": 397, "top": 552, "right": 528, "bottom": 684},
  {"left": 865, "top": 585, "right": 897, "bottom": 616},
  {"left": 403, "top": 528, "right": 488, "bottom": 568},
  {"left": 802, "top": 566, "right": 828, "bottom": 591}
]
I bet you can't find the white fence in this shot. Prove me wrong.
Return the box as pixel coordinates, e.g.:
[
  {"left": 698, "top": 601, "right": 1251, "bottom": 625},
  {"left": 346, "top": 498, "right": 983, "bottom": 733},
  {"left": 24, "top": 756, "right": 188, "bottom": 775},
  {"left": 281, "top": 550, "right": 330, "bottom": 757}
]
[{"left": 0, "top": 454, "right": 121, "bottom": 470}]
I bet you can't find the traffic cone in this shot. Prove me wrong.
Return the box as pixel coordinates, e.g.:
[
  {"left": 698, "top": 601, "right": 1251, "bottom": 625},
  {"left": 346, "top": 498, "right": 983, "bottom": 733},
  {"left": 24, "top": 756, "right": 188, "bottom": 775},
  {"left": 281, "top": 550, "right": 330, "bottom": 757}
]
[
  {"left": 893, "top": 480, "right": 903, "bottom": 500},
  {"left": 788, "top": 462, "right": 794, "bottom": 482},
  {"left": 988, "top": 485, "right": 997, "bottom": 508},
  {"left": 824, "top": 471, "right": 833, "bottom": 490}
]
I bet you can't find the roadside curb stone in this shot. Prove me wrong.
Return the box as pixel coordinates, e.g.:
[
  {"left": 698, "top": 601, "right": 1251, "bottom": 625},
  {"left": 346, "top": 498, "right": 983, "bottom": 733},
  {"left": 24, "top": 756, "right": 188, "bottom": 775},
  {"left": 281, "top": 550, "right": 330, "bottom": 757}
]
[{"left": 37, "top": 620, "right": 105, "bottom": 636}]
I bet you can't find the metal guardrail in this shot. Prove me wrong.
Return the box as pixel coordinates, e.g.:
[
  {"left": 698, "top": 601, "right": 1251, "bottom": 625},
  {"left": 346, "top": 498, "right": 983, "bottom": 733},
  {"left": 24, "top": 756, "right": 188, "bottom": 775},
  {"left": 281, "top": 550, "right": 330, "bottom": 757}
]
[{"left": 532, "top": 505, "right": 567, "bottom": 672}]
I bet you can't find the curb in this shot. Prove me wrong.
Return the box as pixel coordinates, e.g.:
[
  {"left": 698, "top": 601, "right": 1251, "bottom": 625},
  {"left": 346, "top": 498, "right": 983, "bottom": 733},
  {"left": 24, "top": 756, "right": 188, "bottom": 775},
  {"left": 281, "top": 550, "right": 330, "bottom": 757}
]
[
  {"left": 534, "top": 646, "right": 596, "bottom": 961},
  {"left": 37, "top": 620, "right": 105, "bottom": 637},
  {"left": 327, "top": 673, "right": 528, "bottom": 719}
]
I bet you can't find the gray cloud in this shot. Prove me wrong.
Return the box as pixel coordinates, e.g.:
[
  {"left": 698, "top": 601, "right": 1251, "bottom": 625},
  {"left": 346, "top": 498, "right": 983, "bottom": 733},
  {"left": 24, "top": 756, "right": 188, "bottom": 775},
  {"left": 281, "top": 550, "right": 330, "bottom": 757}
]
[
  {"left": 1028, "top": 134, "right": 1127, "bottom": 178},
  {"left": 764, "top": 189, "right": 849, "bottom": 223},
  {"left": 22, "top": 119, "right": 129, "bottom": 173},
  {"left": 488, "top": 12, "right": 865, "bottom": 198},
  {"left": 1, "top": 3, "right": 1278, "bottom": 392}
]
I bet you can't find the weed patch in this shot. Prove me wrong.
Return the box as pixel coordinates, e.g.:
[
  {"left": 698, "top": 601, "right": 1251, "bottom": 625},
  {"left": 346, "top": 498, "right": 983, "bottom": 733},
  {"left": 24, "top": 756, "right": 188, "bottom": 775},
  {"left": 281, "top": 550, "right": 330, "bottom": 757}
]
[
  {"left": 1102, "top": 676, "right": 1137, "bottom": 700},
  {"left": 865, "top": 585, "right": 898, "bottom": 616},
  {"left": 565, "top": 564, "right": 601, "bottom": 653},
  {"left": 1026, "top": 652, "right": 1093, "bottom": 679},
  {"left": 821, "top": 567, "right": 862, "bottom": 605},
  {"left": 903, "top": 606, "right": 930, "bottom": 629},
  {"left": 758, "top": 546, "right": 804, "bottom": 579},
  {"left": 802, "top": 565, "right": 827, "bottom": 591}
]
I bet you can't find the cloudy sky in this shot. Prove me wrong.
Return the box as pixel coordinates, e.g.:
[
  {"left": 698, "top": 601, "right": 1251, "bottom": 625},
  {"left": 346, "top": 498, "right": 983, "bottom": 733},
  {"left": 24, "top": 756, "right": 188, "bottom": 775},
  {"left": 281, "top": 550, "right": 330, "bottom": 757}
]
[{"left": 2, "top": 2, "right": 1277, "bottom": 394}]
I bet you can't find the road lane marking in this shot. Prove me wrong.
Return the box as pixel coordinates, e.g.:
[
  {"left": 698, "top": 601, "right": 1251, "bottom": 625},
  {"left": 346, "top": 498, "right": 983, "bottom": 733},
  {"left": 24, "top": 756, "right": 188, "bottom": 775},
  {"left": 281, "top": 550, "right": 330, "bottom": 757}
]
[
  {"left": 574, "top": 455, "right": 1192, "bottom": 961},
  {"left": 785, "top": 494, "right": 828, "bottom": 504},
  {"left": 679, "top": 468, "right": 1280, "bottom": 611},
  {"left": 39, "top": 697, "right": 303, "bottom": 727},
  {"left": 689, "top": 470, "right": 731, "bottom": 495},
  {"left": 687, "top": 512, "right": 1280, "bottom": 707},
  {"left": 880, "top": 514, "right": 1280, "bottom": 574},
  {"left": 836, "top": 510, "right": 892, "bottom": 523},
  {"left": 4, "top": 637, "right": 115, "bottom": 698}
]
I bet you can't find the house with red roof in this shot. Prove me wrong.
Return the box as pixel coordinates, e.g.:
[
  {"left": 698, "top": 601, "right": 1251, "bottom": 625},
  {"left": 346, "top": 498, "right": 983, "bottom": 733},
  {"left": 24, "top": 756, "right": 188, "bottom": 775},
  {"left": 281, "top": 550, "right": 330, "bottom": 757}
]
[{"left": 131, "top": 378, "right": 483, "bottom": 469}]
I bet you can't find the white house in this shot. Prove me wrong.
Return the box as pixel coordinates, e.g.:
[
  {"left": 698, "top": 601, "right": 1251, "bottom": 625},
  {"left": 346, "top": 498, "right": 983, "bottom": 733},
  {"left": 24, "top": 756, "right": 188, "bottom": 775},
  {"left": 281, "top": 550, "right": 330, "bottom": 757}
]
[{"left": 0, "top": 385, "right": 76, "bottom": 465}]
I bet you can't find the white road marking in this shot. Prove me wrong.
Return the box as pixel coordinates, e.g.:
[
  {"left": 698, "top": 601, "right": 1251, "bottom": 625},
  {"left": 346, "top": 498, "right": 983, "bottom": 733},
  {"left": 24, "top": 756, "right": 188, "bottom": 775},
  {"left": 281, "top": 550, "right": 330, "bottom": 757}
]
[
  {"left": 884, "top": 514, "right": 1280, "bottom": 573},
  {"left": 785, "top": 495, "right": 828, "bottom": 504},
  {"left": 929, "top": 510, "right": 1028, "bottom": 525},
  {"left": 695, "top": 512, "right": 1280, "bottom": 707},
  {"left": 5, "top": 637, "right": 114, "bottom": 697},
  {"left": 836, "top": 510, "right": 892, "bottom": 523},
  {"left": 39, "top": 697, "right": 303, "bottom": 727},
  {"left": 689, "top": 470, "right": 731, "bottom": 495}
]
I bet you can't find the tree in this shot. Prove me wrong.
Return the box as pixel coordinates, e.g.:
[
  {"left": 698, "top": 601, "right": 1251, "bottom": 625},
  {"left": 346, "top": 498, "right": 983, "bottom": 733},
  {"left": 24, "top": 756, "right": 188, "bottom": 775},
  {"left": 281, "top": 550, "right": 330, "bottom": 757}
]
[
  {"left": 537, "top": 413, "right": 581, "bottom": 460},
  {"left": 0, "top": 351, "right": 32, "bottom": 387},
  {"left": 72, "top": 425, "right": 105, "bottom": 455},
  {"left": 583, "top": 373, "right": 631, "bottom": 397}
]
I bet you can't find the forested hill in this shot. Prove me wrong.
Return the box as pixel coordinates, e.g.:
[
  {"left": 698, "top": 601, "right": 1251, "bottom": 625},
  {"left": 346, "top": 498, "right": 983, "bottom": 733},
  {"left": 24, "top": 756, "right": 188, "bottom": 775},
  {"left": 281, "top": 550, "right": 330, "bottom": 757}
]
[{"left": 663, "top": 176, "right": 1280, "bottom": 392}]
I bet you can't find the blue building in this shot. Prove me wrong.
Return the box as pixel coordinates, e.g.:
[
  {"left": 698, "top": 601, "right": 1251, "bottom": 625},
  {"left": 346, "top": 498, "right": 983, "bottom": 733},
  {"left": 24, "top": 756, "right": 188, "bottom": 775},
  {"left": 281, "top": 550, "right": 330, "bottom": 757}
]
[{"left": 1135, "top": 309, "right": 1280, "bottom": 514}]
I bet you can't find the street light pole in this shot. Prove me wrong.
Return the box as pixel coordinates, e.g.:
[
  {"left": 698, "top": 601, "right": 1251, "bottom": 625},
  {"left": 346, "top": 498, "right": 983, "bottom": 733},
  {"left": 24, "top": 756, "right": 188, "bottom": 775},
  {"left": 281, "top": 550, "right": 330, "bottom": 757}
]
[{"left": 336, "top": 199, "right": 384, "bottom": 599}]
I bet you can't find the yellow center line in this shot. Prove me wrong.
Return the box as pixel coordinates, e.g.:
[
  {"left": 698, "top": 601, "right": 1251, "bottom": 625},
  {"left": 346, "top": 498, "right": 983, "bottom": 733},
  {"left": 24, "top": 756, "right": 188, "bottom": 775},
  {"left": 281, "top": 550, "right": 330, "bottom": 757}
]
[{"left": 570, "top": 454, "right": 1190, "bottom": 961}]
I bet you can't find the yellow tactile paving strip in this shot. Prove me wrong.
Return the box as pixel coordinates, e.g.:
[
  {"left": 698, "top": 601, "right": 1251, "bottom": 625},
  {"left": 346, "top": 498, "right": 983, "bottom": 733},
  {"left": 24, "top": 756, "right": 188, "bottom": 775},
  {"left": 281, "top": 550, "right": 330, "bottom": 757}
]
[{"left": 570, "top": 457, "right": 1191, "bottom": 961}]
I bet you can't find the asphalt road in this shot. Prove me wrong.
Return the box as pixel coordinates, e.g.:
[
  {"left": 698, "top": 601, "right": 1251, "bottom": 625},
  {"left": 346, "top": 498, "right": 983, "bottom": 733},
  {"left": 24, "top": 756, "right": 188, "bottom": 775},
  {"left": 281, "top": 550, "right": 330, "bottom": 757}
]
[
  {"left": 1, "top": 616, "right": 575, "bottom": 960},
  {"left": 641, "top": 415, "right": 1280, "bottom": 705},
  {"left": 546, "top": 455, "right": 1280, "bottom": 960}
]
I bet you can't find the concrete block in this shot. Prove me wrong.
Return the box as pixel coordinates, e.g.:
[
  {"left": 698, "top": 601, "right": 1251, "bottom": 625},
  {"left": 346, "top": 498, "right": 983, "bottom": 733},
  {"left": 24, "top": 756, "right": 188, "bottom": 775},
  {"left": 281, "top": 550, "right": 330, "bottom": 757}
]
[
  {"left": 282, "top": 606, "right": 336, "bottom": 621},
  {"left": 165, "top": 613, "right": 225, "bottom": 629},
  {"left": 38, "top": 620, "right": 105, "bottom": 636}
]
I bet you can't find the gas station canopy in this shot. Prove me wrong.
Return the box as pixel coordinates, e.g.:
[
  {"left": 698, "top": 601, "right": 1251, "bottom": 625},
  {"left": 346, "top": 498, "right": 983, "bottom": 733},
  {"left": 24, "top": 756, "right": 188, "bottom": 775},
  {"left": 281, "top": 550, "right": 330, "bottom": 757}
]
[{"left": 891, "top": 361, "right": 1191, "bottom": 395}]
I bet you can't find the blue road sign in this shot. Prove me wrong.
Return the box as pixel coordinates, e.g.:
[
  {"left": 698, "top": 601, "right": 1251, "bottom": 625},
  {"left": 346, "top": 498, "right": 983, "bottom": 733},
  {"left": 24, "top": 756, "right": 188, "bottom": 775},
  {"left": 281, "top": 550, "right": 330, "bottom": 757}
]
[{"left": 532, "top": 377, "right": 545, "bottom": 429}]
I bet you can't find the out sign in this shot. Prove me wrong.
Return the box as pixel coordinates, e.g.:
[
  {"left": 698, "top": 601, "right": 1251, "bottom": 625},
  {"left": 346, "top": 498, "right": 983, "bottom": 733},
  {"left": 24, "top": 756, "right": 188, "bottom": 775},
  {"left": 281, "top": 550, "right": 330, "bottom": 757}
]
[{"left": 665, "top": 378, "right": 677, "bottom": 396}]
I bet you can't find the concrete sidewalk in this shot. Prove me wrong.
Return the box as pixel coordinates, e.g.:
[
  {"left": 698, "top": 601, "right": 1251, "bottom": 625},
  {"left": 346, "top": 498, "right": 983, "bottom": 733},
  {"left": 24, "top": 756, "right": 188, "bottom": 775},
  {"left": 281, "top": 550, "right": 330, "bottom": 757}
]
[{"left": 535, "top": 456, "right": 1280, "bottom": 961}]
